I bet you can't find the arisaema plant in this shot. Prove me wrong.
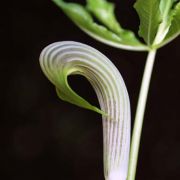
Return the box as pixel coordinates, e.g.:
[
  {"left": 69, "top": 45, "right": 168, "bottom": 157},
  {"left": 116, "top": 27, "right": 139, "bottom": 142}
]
[{"left": 40, "top": 0, "right": 180, "bottom": 180}]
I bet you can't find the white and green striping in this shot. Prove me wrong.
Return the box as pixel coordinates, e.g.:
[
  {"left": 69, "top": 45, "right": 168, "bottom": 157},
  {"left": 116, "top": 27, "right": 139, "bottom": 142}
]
[{"left": 39, "top": 41, "right": 131, "bottom": 180}]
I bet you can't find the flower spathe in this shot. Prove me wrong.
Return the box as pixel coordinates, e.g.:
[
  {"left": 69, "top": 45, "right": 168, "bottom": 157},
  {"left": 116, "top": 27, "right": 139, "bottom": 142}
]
[{"left": 39, "top": 41, "right": 131, "bottom": 180}]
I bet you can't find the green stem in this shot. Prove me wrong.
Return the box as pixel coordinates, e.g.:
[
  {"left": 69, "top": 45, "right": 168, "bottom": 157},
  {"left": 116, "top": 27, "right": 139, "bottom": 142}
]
[{"left": 127, "top": 50, "right": 157, "bottom": 180}]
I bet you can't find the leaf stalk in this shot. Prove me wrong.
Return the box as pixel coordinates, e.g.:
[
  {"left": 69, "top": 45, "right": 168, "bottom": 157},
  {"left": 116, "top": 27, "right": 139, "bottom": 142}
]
[{"left": 127, "top": 50, "right": 157, "bottom": 180}]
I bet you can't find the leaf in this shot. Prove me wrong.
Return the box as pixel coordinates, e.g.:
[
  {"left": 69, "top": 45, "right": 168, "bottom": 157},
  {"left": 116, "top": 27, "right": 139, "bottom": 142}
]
[
  {"left": 39, "top": 41, "right": 131, "bottom": 180},
  {"left": 134, "top": 0, "right": 162, "bottom": 45},
  {"left": 161, "top": 2, "right": 180, "bottom": 45},
  {"left": 159, "top": 0, "right": 174, "bottom": 19},
  {"left": 151, "top": 0, "right": 174, "bottom": 45},
  {"left": 52, "top": 0, "right": 148, "bottom": 51},
  {"left": 86, "top": 0, "right": 123, "bottom": 34}
]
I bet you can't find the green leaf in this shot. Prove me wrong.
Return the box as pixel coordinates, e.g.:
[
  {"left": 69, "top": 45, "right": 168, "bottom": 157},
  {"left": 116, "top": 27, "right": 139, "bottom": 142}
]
[
  {"left": 52, "top": 0, "right": 148, "bottom": 51},
  {"left": 159, "top": 0, "right": 174, "bottom": 19},
  {"left": 134, "top": 0, "right": 162, "bottom": 45},
  {"left": 162, "top": 2, "right": 180, "bottom": 45},
  {"left": 150, "top": 0, "right": 180, "bottom": 47},
  {"left": 86, "top": 0, "right": 122, "bottom": 34},
  {"left": 152, "top": 0, "right": 174, "bottom": 45}
]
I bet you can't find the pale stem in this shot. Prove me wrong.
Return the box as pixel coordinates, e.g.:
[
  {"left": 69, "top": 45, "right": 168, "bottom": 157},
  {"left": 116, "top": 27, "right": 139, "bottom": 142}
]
[{"left": 127, "top": 50, "right": 157, "bottom": 180}]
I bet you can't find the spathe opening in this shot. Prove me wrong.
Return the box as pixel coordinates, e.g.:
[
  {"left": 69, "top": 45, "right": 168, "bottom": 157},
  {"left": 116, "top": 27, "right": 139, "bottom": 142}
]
[{"left": 68, "top": 74, "right": 100, "bottom": 109}]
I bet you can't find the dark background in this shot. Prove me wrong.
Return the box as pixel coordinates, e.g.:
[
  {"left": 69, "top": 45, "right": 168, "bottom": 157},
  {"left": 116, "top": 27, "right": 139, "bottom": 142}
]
[{"left": 4, "top": 0, "right": 180, "bottom": 179}]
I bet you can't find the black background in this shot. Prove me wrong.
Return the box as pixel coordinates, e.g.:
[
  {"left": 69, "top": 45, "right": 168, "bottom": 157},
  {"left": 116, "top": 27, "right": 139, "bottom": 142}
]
[{"left": 5, "top": 0, "right": 180, "bottom": 179}]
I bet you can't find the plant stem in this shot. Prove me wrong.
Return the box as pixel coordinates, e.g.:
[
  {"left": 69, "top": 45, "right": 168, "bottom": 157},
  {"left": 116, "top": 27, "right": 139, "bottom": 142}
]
[{"left": 127, "top": 50, "right": 157, "bottom": 180}]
